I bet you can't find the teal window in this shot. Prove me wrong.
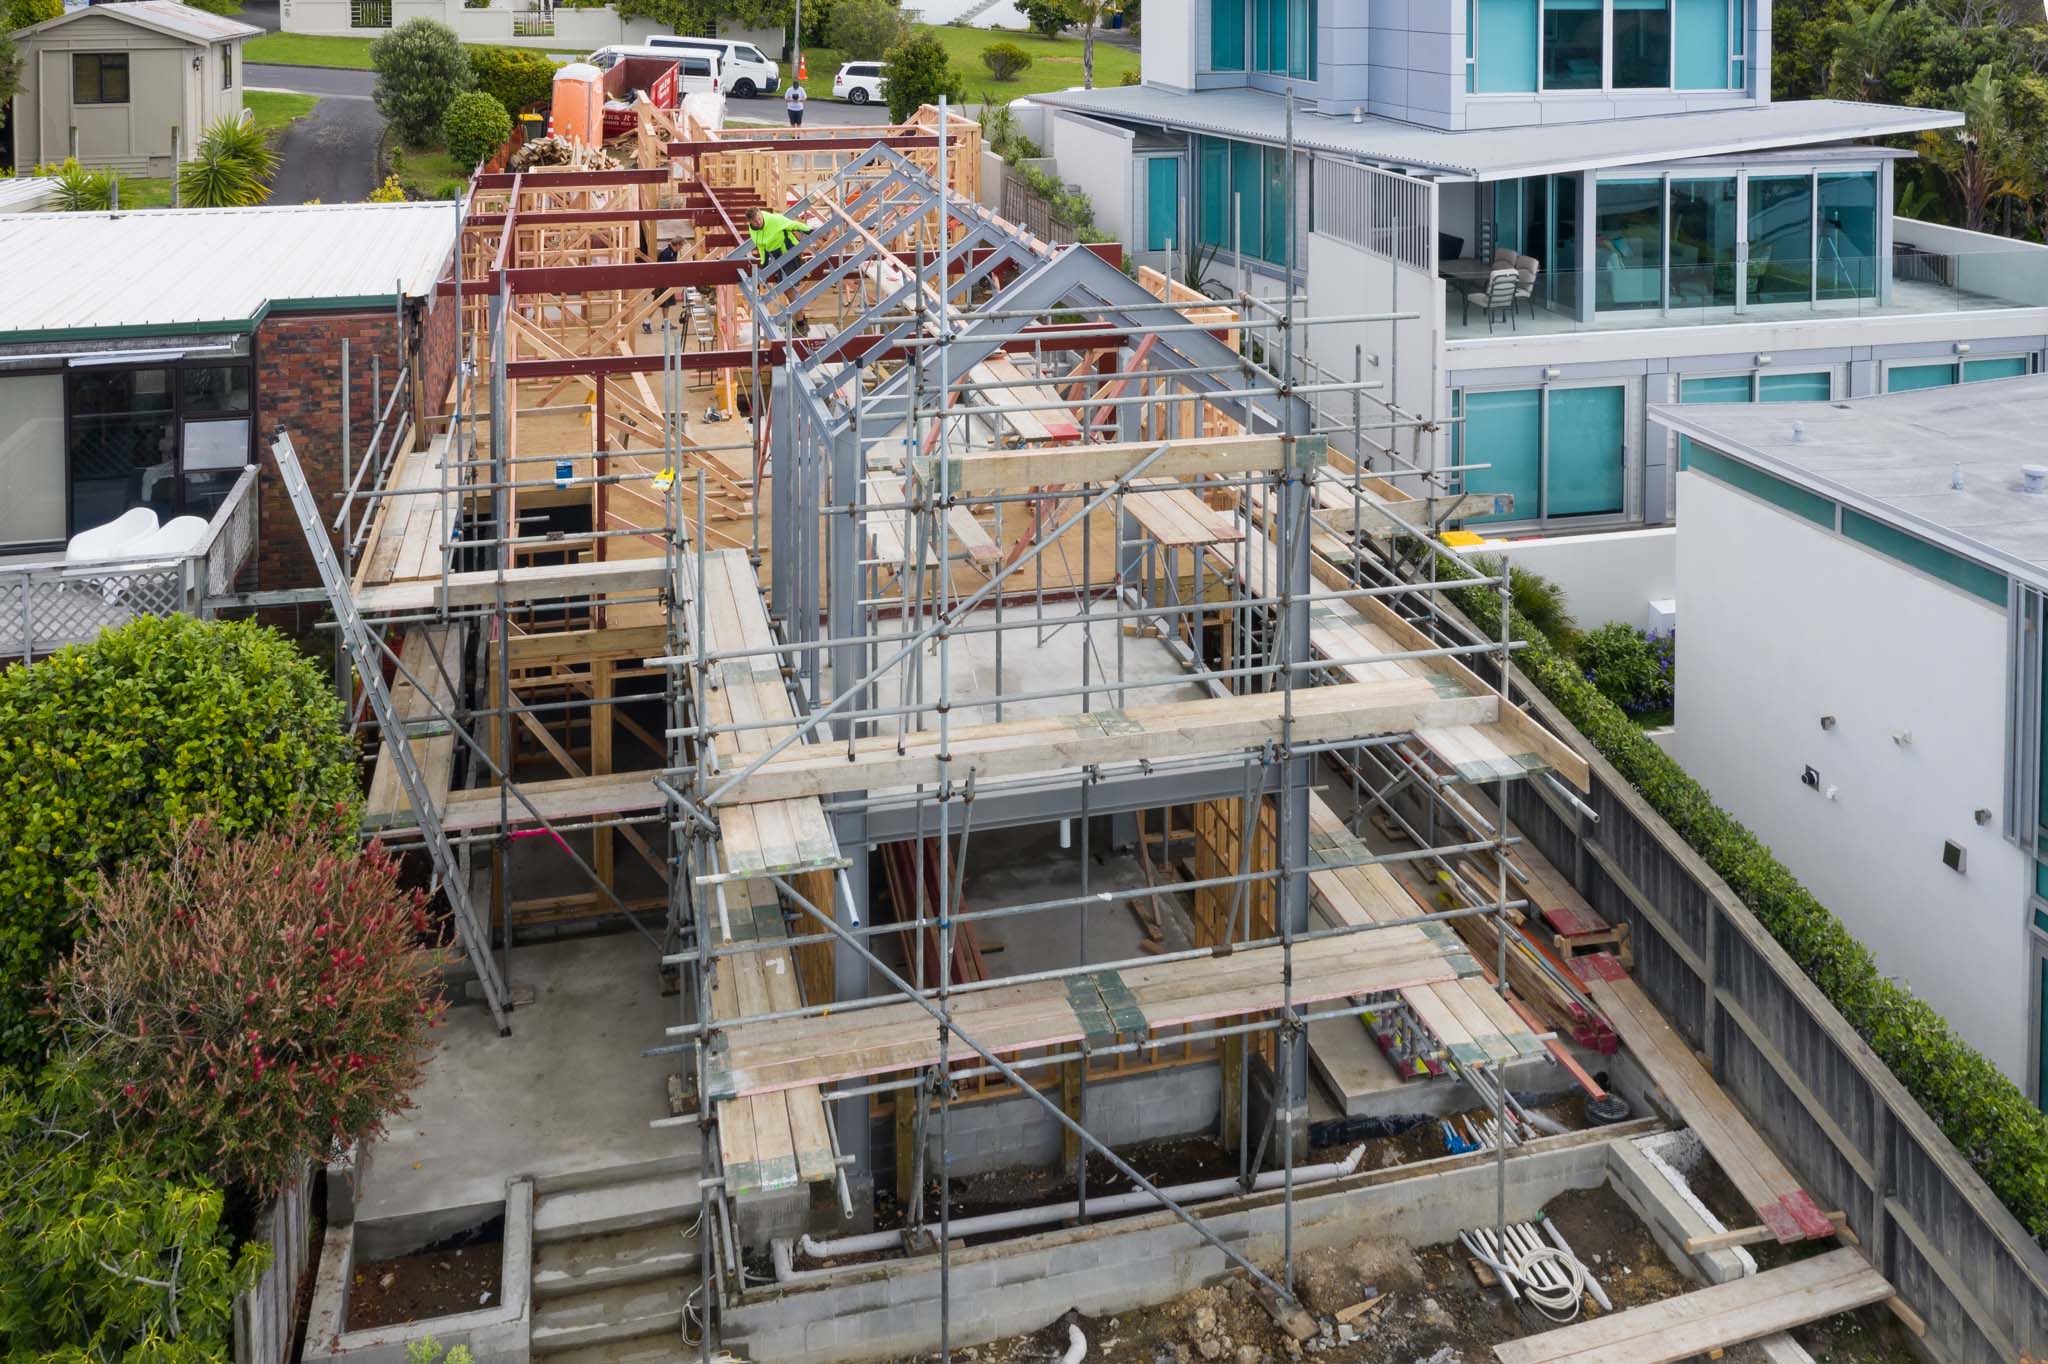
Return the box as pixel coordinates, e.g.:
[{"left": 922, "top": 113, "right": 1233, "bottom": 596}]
[
  {"left": 1262, "top": 144, "right": 1291, "bottom": 267},
  {"left": 1146, "top": 158, "right": 1181, "bottom": 252},
  {"left": 1817, "top": 172, "right": 1878, "bottom": 300},
  {"left": 1680, "top": 441, "right": 1835, "bottom": 526},
  {"left": 1887, "top": 362, "right": 1957, "bottom": 392},
  {"left": 1673, "top": 0, "right": 1731, "bottom": 88},
  {"left": 1252, "top": 0, "right": 1314, "bottom": 77},
  {"left": 1466, "top": 0, "right": 1477, "bottom": 91},
  {"left": 1595, "top": 179, "right": 1663, "bottom": 312},
  {"left": 1494, "top": 178, "right": 1525, "bottom": 254},
  {"left": 1670, "top": 177, "right": 1738, "bottom": 308},
  {"left": 1463, "top": 389, "right": 1541, "bottom": 524},
  {"left": 1211, "top": 0, "right": 1246, "bottom": 70},
  {"left": 1759, "top": 371, "right": 1831, "bottom": 402},
  {"left": 1459, "top": 384, "right": 1626, "bottom": 523},
  {"left": 1544, "top": 0, "right": 1603, "bottom": 89},
  {"left": 1965, "top": 356, "right": 2032, "bottom": 383},
  {"left": 1548, "top": 386, "right": 1628, "bottom": 516},
  {"left": 1730, "top": 0, "right": 1746, "bottom": 85},
  {"left": 1613, "top": 0, "right": 1671, "bottom": 88},
  {"left": 1231, "top": 139, "right": 1264, "bottom": 260},
  {"left": 1680, "top": 374, "right": 1752, "bottom": 404},
  {"left": 1748, "top": 176, "right": 1813, "bottom": 305},
  {"left": 1842, "top": 508, "right": 2008, "bottom": 605},
  {"left": 1475, "top": 0, "right": 1539, "bottom": 92},
  {"left": 1198, "top": 137, "right": 1231, "bottom": 248}
]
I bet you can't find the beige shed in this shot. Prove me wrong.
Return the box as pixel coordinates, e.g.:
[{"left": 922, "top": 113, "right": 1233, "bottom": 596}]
[{"left": 6, "top": 0, "right": 261, "bottom": 176}]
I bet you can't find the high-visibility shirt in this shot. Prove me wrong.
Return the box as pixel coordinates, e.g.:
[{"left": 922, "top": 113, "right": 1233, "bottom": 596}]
[{"left": 750, "top": 211, "right": 808, "bottom": 262}]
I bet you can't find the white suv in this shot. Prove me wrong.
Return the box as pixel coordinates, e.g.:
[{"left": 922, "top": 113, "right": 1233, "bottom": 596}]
[{"left": 832, "top": 61, "right": 886, "bottom": 105}]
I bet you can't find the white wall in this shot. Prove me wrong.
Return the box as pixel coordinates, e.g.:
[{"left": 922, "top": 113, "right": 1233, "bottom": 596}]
[
  {"left": 281, "top": 0, "right": 662, "bottom": 48},
  {"left": 1675, "top": 470, "right": 2032, "bottom": 1084},
  {"left": 1049, "top": 110, "right": 1134, "bottom": 247},
  {"left": 1895, "top": 217, "right": 2048, "bottom": 310},
  {"left": 1304, "top": 228, "right": 1444, "bottom": 481},
  {"left": 1454, "top": 527, "right": 1676, "bottom": 630},
  {"left": 1143, "top": 0, "right": 1197, "bottom": 90}
]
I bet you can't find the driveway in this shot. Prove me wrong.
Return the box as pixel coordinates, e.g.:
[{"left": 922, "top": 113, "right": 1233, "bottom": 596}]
[
  {"left": 248, "top": 63, "right": 374, "bottom": 98},
  {"left": 264, "top": 91, "right": 383, "bottom": 204}
]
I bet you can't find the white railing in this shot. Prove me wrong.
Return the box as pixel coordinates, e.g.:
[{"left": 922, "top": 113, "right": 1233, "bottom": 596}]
[
  {"left": 0, "top": 465, "right": 261, "bottom": 662},
  {"left": 1313, "top": 159, "right": 1438, "bottom": 274}
]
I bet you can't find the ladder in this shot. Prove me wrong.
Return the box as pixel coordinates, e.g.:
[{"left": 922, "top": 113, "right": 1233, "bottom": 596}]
[{"left": 269, "top": 432, "right": 513, "bottom": 1034}]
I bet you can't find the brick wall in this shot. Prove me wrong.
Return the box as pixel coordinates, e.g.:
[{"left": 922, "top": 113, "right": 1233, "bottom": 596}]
[
  {"left": 253, "top": 310, "right": 407, "bottom": 590},
  {"left": 415, "top": 284, "right": 459, "bottom": 423}
]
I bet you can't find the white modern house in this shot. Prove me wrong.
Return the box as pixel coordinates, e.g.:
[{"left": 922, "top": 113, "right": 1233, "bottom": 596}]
[
  {"left": 1028, "top": 1, "right": 2048, "bottom": 629},
  {"left": 1652, "top": 378, "right": 2048, "bottom": 1100}
]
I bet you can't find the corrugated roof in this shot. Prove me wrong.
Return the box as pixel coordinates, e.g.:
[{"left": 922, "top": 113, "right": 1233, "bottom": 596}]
[
  {"left": 1031, "top": 86, "right": 1959, "bottom": 180},
  {"left": 0, "top": 201, "right": 459, "bottom": 341},
  {"left": 1652, "top": 377, "right": 2048, "bottom": 587},
  {"left": 13, "top": 0, "right": 261, "bottom": 43},
  {"left": 0, "top": 178, "right": 58, "bottom": 213}
]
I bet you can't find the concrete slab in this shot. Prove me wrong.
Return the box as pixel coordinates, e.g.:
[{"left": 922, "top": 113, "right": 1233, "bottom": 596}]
[
  {"left": 356, "top": 933, "right": 689, "bottom": 1236},
  {"left": 960, "top": 825, "right": 1193, "bottom": 981}
]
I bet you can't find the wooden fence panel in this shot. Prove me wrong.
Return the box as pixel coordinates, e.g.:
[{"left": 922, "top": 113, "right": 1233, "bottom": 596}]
[{"left": 233, "top": 1165, "right": 314, "bottom": 1364}]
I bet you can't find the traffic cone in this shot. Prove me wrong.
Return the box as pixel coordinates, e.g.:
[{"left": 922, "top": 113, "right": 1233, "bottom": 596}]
[{"left": 797, "top": 52, "right": 807, "bottom": 82}]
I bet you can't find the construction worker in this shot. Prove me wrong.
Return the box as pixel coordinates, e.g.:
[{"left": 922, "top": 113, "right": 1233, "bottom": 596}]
[{"left": 748, "top": 207, "right": 812, "bottom": 272}]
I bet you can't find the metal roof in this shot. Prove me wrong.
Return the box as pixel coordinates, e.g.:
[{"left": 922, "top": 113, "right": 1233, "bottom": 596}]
[
  {"left": 1031, "top": 86, "right": 1959, "bottom": 180},
  {"left": 0, "top": 202, "right": 459, "bottom": 343},
  {"left": 12, "top": 0, "right": 261, "bottom": 43},
  {"left": 1652, "top": 377, "right": 2048, "bottom": 589},
  {"left": 0, "top": 178, "right": 58, "bottom": 213}
]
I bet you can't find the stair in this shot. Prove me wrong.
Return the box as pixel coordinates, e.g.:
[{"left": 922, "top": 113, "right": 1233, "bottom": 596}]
[{"left": 528, "top": 1172, "right": 704, "bottom": 1361}]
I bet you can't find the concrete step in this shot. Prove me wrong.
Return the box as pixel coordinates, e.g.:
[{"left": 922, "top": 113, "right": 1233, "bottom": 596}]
[
  {"left": 541, "top": 1332, "right": 690, "bottom": 1364},
  {"left": 531, "top": 1280, "right": 688, "bottom": 1356},
  {"left": 533, "top": 1173, "right": 702, "bottom": 1245},
  {"left": 533, "top": 1223, "right": 701, "bottom": 1300}
]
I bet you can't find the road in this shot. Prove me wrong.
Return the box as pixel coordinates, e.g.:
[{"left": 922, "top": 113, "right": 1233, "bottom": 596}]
[
  {"left": 249, "top": 63, "right": 374, "bottom": 98},
  {"left": 248, "top": 63, "right": 380, "bottom": 205}
]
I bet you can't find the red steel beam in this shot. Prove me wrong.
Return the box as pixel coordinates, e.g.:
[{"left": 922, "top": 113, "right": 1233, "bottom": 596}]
[{"left": 471, "top": 167, "right": 670, "bottom": 188}]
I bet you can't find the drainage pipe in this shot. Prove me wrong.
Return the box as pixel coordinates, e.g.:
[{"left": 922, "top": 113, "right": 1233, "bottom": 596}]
[
  {"left": 779, "top": 1145, "right": 1366, "bottom": 1273},
  {"left": 1059, "top": 1323, "right": 1086, "bottom": 1364}
]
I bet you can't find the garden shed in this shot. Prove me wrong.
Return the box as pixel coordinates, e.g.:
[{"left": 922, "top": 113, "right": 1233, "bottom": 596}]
[{"left": 5, "top": 0, "right": 260, "bottom": 176}]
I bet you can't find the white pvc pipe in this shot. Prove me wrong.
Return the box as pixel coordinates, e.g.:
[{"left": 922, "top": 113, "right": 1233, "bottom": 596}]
[
  {"left": 787, "top": 1144, "right": 1366, "bottom": 1268},
  {"left": 1060, "top": 1322, "right": 1086, "bottom": 1364}
]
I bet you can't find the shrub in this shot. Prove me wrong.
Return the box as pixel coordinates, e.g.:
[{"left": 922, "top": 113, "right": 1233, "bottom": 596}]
[
  {"left": 48, "top": 819, "right": 444, "bottom": 1199},
  {"left": 825, "top": 0, "right": 908, "bottom": 60},
  {"left": 469, "top": 43, "right": 556, "bottom": 118},
  {"left": 0, "top": 1068, "right": 270, "bottom": 1358},
  {"left": 1575, "top": 622, "right": 1673, "bottom": 719},
  {"left": 1118, "top": 68, "right": 1140, "bottom": 85},
  {"left": 43, "top": 157, "right": 114, "bottom": 211},
  {"left": 3, "top": 0, "right": 60, "bottom": 28},
  {"left": 441, "top": 88, "right": 512, "bottom": 169},
  {"left": 371, "top": 18, "right": 474, "bottom": 147},
  {"left": 367, "top": 171, "right": 408, "bottom": 201},
  {"left": 178, "top": 113, "right": 279, "bottom": 208},
  {"left": 0, "top": 615, "right": 358, "bottom": 1068},
  {"left": 980, "top": 40, "right": 1033, "bottom": 81},
  {"left": 1469, "top": 555, "right": 1579, "bottom": 656},
  {"left": 1437, "top": 556, "right": 2048, "bottom": 1243},
  {"left": 881, "top": 29, "right": 965, "bottom": 124},
  {"left": 1019, "top": 0, "right": 1067, "bottom": 37}
]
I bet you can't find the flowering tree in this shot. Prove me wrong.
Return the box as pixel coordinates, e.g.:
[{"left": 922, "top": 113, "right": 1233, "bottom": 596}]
[{"left": 47, "top": 819, "right": 446, "bottom": 1199}]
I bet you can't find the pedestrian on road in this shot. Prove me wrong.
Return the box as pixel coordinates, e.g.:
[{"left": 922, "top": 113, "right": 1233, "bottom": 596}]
[{"left": 785, "top": 82, "right": 807, "bottom": 127}]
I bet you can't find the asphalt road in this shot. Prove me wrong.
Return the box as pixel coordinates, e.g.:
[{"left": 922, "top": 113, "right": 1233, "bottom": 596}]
[
  {"left": 248, "top": 63, "right": 375, "bottom": 98},
  {"left": 255, "top": 79, "right": 382, "bottom": 204}
]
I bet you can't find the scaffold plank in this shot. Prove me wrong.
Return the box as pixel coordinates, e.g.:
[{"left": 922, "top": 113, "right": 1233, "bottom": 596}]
[
  {"left": 354, "top": 559, "right": 667, "bottom": 614},
  {"left": 388, "top": 770, "right": 665, "bottom": 834},
  {"left": 1127, "top": 480, "right": 1244, "bottom": 548},
  {"left": 931, "top": 434, "right": 1308, "bottom": 495},
  {"left": 711, "top": 933, "right": 1461, "bottom": 1099},
  {"left": 714, "top": 677, "right": 1498, "bottom": 806},
  {"left": 366, "top": 624, "right": 462, "bottom": 823},
  {"left": 1490, "top": 1248, "right": 1890, "bottom": 1364}
]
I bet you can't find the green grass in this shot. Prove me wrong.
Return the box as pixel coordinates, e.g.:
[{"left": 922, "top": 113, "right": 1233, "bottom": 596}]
[
  {"left": 113, "top": 177, "right": 174, "bottom": 208},
  {"left": 795, "top": 24, "right": 1138, "bottom": 103},
  {"left": 243, "top": 90, "right": 320, "bottom": 135},
  {"left": 244, "top": 31, "right": 375, "bottom": 69},
  {"left": 387, "top": 143, "right": 469, "bottom": 200}
]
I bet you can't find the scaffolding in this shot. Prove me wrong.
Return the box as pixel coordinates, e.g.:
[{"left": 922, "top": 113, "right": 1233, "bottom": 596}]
[{"left": 277, "top": 97, "right": 1603, "bottom": 1362}]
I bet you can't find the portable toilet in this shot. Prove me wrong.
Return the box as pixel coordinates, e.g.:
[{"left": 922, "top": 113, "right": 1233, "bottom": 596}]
[{"left": 550, "top": 62, "right": 604, "bottom": 147}]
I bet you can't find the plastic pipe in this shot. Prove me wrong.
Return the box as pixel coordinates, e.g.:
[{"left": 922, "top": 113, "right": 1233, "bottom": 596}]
[
  {"left": 785, "top": 1145, "right": 1366, "bottom": 1269},
  {"left": 1060, "top": 1323, "right": 1086, "bottom": 1364}
]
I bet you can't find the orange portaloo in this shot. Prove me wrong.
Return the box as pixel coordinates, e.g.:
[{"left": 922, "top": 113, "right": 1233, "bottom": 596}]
[{"left": 549, "top": 62, "right": 605, "bottom": 147}]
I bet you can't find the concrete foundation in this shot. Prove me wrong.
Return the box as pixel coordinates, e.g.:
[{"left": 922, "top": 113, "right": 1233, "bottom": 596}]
[
  {"left": 355, "top": 932, "right": 689, "bottom": 1255},
  {"left": 725, "top": 1120, "right": 1659, "bottom": 1364}
]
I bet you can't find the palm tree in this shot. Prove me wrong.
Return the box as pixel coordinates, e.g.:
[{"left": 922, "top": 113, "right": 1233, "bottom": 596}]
[
  {"left": 1058, "top": 0, "right": 1116, "bottom": 89},
  {"left": 1822, "top": 0, "right": 1902, "bottom": 101},
  {"left": 177, "top": 113, "right": 280, "bottom": 208},
  {"left": 1919, "top": 64, "right": 2012, "bottom": 232}
]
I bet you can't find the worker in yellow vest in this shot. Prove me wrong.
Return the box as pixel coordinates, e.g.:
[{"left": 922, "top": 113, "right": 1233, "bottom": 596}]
[{"left": 748, "top": 207, "right": 812, "bottom": 272}]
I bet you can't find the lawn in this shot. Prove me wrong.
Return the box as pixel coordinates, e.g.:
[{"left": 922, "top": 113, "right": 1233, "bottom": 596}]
[
  {"left": 244, "top": 90, "right": 320, "bottom": 135},
  {"left": 387, "top": 143, "right": 470, "bottom": 200},
  {"left": 114, "top": 177, "right": 174, "bottom": 208},
  {"left": 244, "top": 31, "right": 375, "bottom": 68},
  {"left": 796, "top": 24, "right": 1137, "bottom": 103}
]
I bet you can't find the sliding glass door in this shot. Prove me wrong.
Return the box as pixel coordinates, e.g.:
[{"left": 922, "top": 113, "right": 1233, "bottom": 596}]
[
  {"left": 1669, "top": 177, "right": 1739, "bottom": 308},
  {"left": 1595, "top": 179, "right": 1663, "bottom": 312},
  {"left": 1748, "top": 175, "right": 1814, "bottom": 305}
]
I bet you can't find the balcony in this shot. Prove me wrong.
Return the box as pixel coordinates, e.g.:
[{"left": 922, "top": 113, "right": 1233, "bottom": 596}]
[
  {"left": 1444, "top": 221, "right": 2048, "bottom": 342},
  {"left": 0, "top": 466, "right": 260, "bottom": 661}
]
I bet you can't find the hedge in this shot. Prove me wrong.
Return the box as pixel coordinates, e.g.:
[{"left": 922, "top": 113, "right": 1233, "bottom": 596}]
[
  {"left": 1437, "top": 558, "right": 2048, "bottom": 1244},
  {"left": 0, "top": 616, "right": 359, "bottom": 1069}
]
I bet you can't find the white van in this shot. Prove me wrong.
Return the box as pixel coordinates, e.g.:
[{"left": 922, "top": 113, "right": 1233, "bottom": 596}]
[
  {"left": 640, "top": 35, "right": 780, "bottom": 98},
  {"left": 590, "top": 44, "right": 723, "bottom": 95}
]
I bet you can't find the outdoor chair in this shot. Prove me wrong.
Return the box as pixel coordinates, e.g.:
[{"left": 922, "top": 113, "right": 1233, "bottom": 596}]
[
  {"left": 1515, "top": 254, "right": 1540, "bottom": 319},
  {"left": 1464, "top": 268, "right": 1521, "bottom": 332}
]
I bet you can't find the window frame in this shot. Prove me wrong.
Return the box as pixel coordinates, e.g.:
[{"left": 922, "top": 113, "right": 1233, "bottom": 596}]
[
  {"left": 1468, "top": 0, "right": 1753, "bottom": 97},
  {"left": 59, "top": 356, "right": 258, "bottom": 544},
  {"left": 1451, "top": 377, "right": 1637, "bottom": 528},
  {"left": 73, "top": 52, "right": 130, "bottom": 106}
]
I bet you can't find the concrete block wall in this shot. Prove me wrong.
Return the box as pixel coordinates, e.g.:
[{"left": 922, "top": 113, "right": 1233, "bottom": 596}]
[{"left": 729, "top": 1125, "right": 1634, "bottom": 1364}]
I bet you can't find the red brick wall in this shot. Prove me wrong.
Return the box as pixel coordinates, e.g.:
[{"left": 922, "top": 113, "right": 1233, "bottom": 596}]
[
  {"left": 416, "top": 285, "right": 459, "bottom": 423},
  {"left": 253, "top": 310, "right": 407, "bottom": 590}
]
